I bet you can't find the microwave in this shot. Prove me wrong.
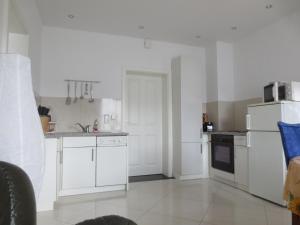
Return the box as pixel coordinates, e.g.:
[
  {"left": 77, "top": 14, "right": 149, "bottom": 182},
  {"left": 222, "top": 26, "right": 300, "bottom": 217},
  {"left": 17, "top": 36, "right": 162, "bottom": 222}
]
[{"left": 264, "top": 81, "right": 300, "bottom": 102}]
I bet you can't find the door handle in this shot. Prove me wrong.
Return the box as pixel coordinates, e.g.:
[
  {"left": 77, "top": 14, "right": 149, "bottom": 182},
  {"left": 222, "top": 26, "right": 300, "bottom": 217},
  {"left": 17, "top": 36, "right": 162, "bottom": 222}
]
[
  {"left": 246, "top": 114, "right": 251, "bottom": 130},
  {"left": 91, "top": 149, "right": 94, "bottom": 161},
  {"left": 246, "top": 132, "right": 251, "bottom": 148},
  {"left": 201, "top": 144, "right": 203, "bottom": 154}
]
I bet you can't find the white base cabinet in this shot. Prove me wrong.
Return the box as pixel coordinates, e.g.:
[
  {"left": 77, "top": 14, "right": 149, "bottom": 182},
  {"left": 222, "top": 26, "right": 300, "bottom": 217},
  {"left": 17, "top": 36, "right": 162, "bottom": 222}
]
[
  {"left": 234, "top": 136, "right": 249, "bottom": 191},
  {"left": 58, "top": 136, "right": 128, "bottom": 197},
  {"left": 181, "top": 143, "right": 202, "bottom": 176},
  {"left": 234, "top": 145, "right": 249, "bottom": 190},
  {"left": 62, "top": 147, "right": 96, "bottom": 190},
  {"left": 97, "top": 146, "right": 127, "bottom": 186},
  {"left": 96, "top": 136, "right": 128, "bottom": 186}
]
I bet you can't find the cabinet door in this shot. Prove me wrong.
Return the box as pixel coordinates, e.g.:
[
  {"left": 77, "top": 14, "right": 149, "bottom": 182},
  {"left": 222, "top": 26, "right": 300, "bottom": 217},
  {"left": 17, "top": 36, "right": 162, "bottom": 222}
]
[
  {"left": 96, "top": 146, "right": 127, "bottom": 186},
  {"left": 181, "top": 143, "right": 203, "bottom": 175},
  {"left": 248, "top": 104, "right": 282, "bottom": 131},
  {"left": 201, "top": 142, "right": 209, "bottom": 178},
  {"left": 62, "top": 147, "right": 95, "bottom": 190},
  {"left": 234, "top": 146, "right": 249, "bottom": 187},
  {"left": 180, "top": 57, "right": 203, "bottom": 142}
]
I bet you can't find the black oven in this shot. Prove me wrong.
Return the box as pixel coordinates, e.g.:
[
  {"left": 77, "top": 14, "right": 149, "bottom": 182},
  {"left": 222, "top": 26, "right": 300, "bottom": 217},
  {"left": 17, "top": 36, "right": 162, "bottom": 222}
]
[{"left": 211, "top": 134, "right": 234, "bottom": 174}]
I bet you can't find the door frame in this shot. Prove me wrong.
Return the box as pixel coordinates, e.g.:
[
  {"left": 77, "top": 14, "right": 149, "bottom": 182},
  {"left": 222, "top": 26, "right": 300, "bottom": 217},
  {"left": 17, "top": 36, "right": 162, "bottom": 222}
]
[{"left": 122, "top": 67, "right": 173, "bottom": 177}]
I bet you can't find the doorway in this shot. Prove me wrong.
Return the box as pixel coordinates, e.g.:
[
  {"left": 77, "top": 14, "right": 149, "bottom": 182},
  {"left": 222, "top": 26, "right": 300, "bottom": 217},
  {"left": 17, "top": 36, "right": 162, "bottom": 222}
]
[{"left": 123, "top": 70, "right": 169, "bottom": 177}]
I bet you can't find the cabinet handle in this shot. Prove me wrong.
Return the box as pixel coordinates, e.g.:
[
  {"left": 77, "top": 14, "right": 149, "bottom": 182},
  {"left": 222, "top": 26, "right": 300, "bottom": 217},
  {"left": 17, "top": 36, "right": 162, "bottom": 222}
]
[
  {"left": 91, "top": 149, "right": 94, "bottom": 161},
  {"left": 201, "top": 144, "right": 203, "bottom": 154},
  {"left": 246, "top": 114, "right": 251, "bottom": 130},
  {"left": 246, "top": 132, "right": 251, "bottom": 148}
]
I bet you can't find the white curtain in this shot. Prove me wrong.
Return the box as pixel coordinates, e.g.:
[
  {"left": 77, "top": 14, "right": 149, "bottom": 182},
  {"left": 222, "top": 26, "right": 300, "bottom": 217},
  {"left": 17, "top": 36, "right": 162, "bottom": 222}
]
[{"left": 0, "top": 54, "right": 45, "bottom": 199}]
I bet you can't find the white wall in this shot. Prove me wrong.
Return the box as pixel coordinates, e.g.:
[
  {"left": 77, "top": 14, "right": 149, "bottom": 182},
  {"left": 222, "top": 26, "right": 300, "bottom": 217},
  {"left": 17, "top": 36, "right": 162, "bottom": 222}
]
[
  {"left": 8, "top": 2, "right": 26, "bottom": 34},
  {"left": 205, "top": 42, "right": 218, "bottom": 102},
  {"left": 217, "top": 41, "right": 234, "bottom": 102},
  {"left": 12, "top": 0, "right": 42, "bottom": 93},
  {"left": 40, "top": 26, "right": 206, "bottom": 99},
  {"left": 205, "top": 41, "right": 234, "bottom": 102},
  {"left": 0, "top": 0, "right": 9, "bottom": 52},
  {"left": 234, "top": 10, "right": 300, "bottom": 101}
]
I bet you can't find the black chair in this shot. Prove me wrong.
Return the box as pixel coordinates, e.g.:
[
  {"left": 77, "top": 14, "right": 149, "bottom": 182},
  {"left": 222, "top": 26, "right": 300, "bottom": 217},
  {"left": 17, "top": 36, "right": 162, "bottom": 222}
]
[{"left": 0, "top": 161, "right": 137, "bottom": 225}]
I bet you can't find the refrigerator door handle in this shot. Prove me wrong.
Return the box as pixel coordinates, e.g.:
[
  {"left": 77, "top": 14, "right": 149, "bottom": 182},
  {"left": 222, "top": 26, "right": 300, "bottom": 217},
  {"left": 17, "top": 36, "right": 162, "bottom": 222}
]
[
  {"left": 246, "top": 114, "right": 251, "bottom": 130},
  {"left": 246, "top": 132, "right": 251, "bottom": 148}
]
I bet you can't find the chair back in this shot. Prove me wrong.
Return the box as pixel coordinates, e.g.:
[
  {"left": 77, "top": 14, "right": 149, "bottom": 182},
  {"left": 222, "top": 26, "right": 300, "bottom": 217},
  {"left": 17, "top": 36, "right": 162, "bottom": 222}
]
[
  {"left": 0, "top": 161, "right": 36, "bottom": 225},
  {"left": 278, "top": 122, "right": 300, "bottom": 166}
]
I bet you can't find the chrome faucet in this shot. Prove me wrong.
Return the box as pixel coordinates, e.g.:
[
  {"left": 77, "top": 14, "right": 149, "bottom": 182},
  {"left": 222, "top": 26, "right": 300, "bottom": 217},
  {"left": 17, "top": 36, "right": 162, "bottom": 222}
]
[{"left": 75, "top": 123, "right": 90, "bottom": 133}]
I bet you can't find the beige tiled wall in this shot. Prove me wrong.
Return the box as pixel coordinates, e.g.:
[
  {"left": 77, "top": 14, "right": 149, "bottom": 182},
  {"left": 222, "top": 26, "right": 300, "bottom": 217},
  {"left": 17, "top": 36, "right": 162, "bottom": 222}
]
[
  {"left": 206, "top": 101, "right": 219, "bottom": 129},
  {"left": 218, "top": 101, "right": 235, "bottom": 131},
  {"left": 234, "top": 98, "right": 261, "bottom": 130},
  {"left": 40, "top": 97, "right": 102, "bottom": 132},
  {"left": 205, "top": 98, "right": 261, "bottom": 131}
]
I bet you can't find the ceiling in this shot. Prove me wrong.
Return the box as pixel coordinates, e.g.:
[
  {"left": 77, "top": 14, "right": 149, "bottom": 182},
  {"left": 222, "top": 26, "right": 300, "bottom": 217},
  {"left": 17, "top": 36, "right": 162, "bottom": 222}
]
[{"left": 36, "top": 0, "right": 300, "bottom": 46}]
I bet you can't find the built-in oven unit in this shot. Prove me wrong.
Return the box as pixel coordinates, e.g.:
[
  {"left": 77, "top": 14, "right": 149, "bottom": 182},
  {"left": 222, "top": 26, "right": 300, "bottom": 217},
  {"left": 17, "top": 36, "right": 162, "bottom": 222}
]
[{"left": 211, "top": 134, "right": 234, "bottom": 174}]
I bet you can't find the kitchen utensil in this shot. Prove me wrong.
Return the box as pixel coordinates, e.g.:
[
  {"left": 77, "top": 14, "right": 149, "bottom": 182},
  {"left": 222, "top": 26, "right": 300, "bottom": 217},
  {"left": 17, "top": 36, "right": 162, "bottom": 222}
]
[
  {"left": 65, "top": 82, "right": 71, "bottom": 105},
  {"left": 84, "top": 82, "right": 89, "bottom": 95},
  {"left": 73, "top": 81, "right": 78, "bottom": 103},
  {"left": 80, "top": 82, "right": 84, "bottom": 99},
  {"left": 89, "top": 82, "right": 94, "bottom": 103}
]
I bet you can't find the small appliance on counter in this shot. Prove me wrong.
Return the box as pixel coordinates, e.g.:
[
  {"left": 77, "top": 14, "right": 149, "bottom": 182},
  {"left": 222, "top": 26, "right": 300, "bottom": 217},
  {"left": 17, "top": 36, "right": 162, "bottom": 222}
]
[
  {"left": 202, "top": 113, "right": 214, "bottom": 132},
  {"left": 264, "top": 81, "right": 300, "bottom": 103},
  {"left": 38, "top": 105, "right": 56, "bottom": 133}
]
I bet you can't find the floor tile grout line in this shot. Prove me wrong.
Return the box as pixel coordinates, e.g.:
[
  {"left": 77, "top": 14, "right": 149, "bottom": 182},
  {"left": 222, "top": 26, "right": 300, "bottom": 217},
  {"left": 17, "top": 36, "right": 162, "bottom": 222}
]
[
  {"left": 133, "top": 192, "right": 171, "bottom": 221},
  {"left": 137, "top": 191, "right": 215, "bottom": 224},
  {"left": 198, "top": 194, "right": 216, "bottom": 225}
]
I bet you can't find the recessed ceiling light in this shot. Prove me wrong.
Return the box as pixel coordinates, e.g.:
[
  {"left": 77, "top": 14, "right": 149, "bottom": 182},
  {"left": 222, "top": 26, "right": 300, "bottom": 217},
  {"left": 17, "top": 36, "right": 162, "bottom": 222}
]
[
  {"left": 138, "top": 25, "right": 145, "bottom": 30},
  {"left": 67, "top": 14, "right": 75, "bottom": 19},
  {"left": 231, "top": 26, "right": 238, "bottom": 31},
  {"left": 266, "top": 4, "right": 273, "bottom": 9},
  {"left": 195, "top": 35, "right": 201, "bottom": 39}
]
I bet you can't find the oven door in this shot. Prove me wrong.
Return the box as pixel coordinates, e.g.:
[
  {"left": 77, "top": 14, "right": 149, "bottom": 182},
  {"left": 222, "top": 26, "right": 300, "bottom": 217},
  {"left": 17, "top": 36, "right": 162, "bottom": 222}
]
[{"left": 211, "top": 142, "right": 234, "bottom": 174}]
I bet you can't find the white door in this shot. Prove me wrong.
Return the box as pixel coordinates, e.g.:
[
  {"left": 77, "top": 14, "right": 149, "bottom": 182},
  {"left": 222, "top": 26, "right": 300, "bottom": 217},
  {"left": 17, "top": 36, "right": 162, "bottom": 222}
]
[
  {"left": 125, "top": 74, "right": 163, "bottom": 176},
  {"left": 96, "top": 146, "right": 127, "bottom": 186},
  {"left": 62, "top": 147, "right": 96, "bottom": 190}
]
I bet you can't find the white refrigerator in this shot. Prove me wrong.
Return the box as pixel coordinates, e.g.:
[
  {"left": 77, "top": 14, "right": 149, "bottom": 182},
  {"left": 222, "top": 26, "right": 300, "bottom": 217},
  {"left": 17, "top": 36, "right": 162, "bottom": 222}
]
[{"left": 247, "top": 101, "right": 300, "bottom": 205}]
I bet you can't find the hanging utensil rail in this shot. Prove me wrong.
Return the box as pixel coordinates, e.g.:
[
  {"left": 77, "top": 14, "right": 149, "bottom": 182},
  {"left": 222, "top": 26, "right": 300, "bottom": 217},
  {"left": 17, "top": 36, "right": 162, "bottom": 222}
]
[{"left": 64, "top": 79, "right": 101, "bottom": 84}]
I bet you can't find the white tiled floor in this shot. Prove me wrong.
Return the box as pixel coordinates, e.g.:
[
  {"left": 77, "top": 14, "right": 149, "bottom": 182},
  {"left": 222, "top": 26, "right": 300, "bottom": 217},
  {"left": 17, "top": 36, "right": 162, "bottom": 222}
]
[{"left": 37, "top": 179, "right": 291, "bottom": 225}]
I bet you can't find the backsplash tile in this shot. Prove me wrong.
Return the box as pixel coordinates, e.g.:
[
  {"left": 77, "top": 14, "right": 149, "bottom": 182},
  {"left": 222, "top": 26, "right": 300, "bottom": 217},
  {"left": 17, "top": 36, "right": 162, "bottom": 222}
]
[
  {"left": 205, "top": 98, "right": 261, "bottom": 131},
  {"left": 234, "top": 98, "right": 261, "bottom": 130},
  {"left": 40, "top": 97, "right": 121, "bottom": 132}
]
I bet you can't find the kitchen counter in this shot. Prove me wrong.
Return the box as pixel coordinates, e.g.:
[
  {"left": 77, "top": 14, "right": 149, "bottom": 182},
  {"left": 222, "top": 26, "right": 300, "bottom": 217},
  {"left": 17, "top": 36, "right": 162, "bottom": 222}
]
[
  {"left": 45, "top": 131, "right": 129, "bottom": 138},
  {"left": 204, "top": 131, "right": 247, "bottom": 136}
]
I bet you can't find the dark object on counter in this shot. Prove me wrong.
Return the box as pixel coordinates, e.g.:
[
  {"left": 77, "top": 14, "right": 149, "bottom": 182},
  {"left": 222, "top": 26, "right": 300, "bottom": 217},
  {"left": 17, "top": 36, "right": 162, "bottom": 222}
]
[
  {"left": 0, "top": 161, "right": 36, "bottom": 225},
  {"left": 76, "top": 215, "right": 137, "bottom": 225},
  {"left": 203, "top": 122, "right": 214, "bottom": 132},
  {"left": 38, "top": 105, "right": 50, "bottom": 116}
]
